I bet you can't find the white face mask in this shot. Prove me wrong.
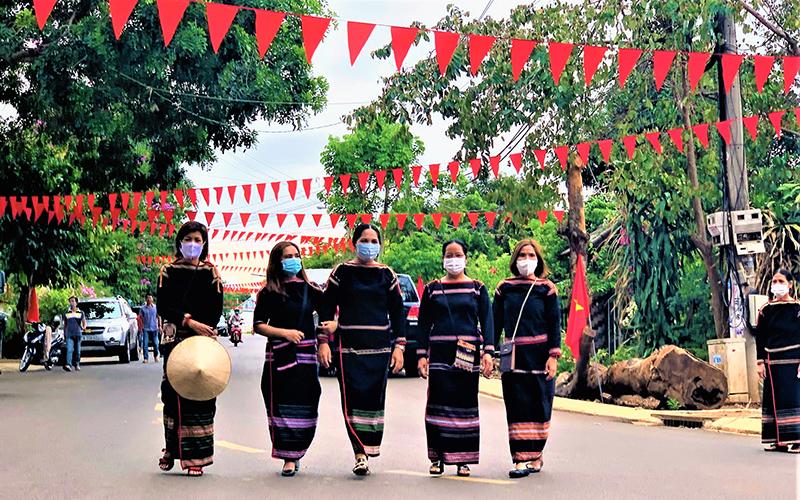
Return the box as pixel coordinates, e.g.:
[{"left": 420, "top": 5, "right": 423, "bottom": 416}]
[
  {"left": 443, "top": 257, "right": 466, "bottom": 275},
  {"left": 771, "top": 283, "right": 790, "bottom": 298},
  {"left": 180, "top": 241, "right": 203, "bottom": 260},
  {"left": 517, "top": 258, "right": 538, "bottom": 277}
]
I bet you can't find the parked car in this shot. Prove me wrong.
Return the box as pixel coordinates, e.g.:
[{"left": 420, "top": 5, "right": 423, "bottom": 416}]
[
  {"left": 216, "top": 315, "right": 229, "bottom": 336},
  {"left": 70, "top": 297, "right": 140, "bottom": 363},
  {"left": 306, "top": 268, "right": 421, "bottom": 378}
]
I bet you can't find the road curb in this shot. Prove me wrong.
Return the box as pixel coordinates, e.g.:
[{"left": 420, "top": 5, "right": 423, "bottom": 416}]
[{"left": 479, "top": 378, "right": 760, "bottom": 436}]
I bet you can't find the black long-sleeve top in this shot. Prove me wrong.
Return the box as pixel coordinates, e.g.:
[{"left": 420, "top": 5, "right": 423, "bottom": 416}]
[
  {"left": 157, "top": 260, "right": 223, "bottom": 333},
  {"left": 253, "top": 278, "right": 323, "bottom": 341},
  {"left": 753, "top": 299, "right": 800, "bottom": 361},
  {"left": 416, "top": 279, "right": 494, "bottom": 360},
  {"left": 318, "top": 261, "right": 406, "bottom": 350},
  {"left": 493, "top": 277, "right": 562, "bottom": 371}
]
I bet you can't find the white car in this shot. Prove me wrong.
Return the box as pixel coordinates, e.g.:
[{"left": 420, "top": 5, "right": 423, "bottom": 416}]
[{"left": 74, "top": 297, "right": 140, "bottom": 363}]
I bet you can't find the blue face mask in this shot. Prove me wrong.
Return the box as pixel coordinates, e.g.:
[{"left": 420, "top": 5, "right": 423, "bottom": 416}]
[
  {"left": 356, "top": 242, "right": 381, "bottom": 261},
  {"left": 282, "top": 257, "right": 302, "bottom": 276}
]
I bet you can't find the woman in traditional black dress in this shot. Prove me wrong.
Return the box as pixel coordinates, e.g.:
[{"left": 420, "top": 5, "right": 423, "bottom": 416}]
[
  {"left": 254, "top": 241, "right": 336, "bottom": 476},
  {"left": 318, "top": 224, "right": 406, "bottom": 476},
  {"left": 156, "top": 221, "right": 224, "bottom": 477},
  {"left": 417, "top": 239, "right": 494, "bottom": 477},
  {"left": 754, "top": 269, "right": 800, "bottom": 453},
  {"left": 493, "top": 239, "right": 561, "bottom": 478}
]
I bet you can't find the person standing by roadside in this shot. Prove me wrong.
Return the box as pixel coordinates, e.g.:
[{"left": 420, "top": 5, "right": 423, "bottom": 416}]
[
  {"left": 417, "top": 239, "right": 494, "bottom": 477},
  {"left": 754, "top": 269, "right": 800, "bottom": 453},
  {"left": 493, "top": 239, "right": 561, "bottom": 478},
  {"left": 139, "top": 294, "right": 161, "bottom": 364},
  {"left": 63, "top": 296, "right": 86, "bottom": 372}
]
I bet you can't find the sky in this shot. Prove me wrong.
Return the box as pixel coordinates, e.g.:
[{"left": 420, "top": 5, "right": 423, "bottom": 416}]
[{"left": 189, "top": 0, "right": 523, "bottom": 284}]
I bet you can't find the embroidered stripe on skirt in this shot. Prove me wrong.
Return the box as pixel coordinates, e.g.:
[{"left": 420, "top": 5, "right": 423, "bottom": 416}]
[
  {"left": 425, "top": 367, "right": 480, "bottom": 465},
  {"left": 501, "top": 372, "right": 554, "bottom": 463},
  {"left": 763, "top": 347, "right": 800, "bottom": 445}
]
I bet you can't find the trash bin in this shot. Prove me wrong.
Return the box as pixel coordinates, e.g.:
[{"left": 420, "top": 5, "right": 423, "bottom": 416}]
[{"left": 707, "top": 338, "right": 748, "bottom": 403}]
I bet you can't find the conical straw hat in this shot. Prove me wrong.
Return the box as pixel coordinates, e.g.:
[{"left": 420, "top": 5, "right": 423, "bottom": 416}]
[{"left": 166, "top": 336, "right": 231, "bottom": 401}]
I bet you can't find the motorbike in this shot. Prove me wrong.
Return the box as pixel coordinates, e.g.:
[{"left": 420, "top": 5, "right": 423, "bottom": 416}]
[
  {"left": 19, "top": 323, "right": 65, "bottom": 372},
  {"left": 229, "top": 317, "right": 243, "bottom": 347}
]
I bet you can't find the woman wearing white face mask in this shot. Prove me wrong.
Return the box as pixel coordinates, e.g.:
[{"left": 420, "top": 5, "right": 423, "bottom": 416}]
[
  {"left": 416, "top": 239, "right": 494, "bottom": 477},
  {"left": 753, "top": 269, "right": 800, "bottom": 453},
  {"left": 156, "top": 221, "right": 223, "bottom": 477},
  {"left": 493, "top": 239, "right": 561, "bottom": 478},
  {"left": 318, "top": 223, "right": 406, "bottom": 476}
]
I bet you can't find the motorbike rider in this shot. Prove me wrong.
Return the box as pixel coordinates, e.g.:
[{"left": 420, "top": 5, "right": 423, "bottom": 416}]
[{"left": 229, "top": 308, "right": 243, "bottom": 341}]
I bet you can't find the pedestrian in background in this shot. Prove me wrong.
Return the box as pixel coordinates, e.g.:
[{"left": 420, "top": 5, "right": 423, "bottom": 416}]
[
  {"left": 417, "top": 239, "right": 494, "bottom": 477},
  {"left": 318, "top": 223, "right": 406, "bottom": 476},
  {"left": 493, "top": 239, "right": 561, "bottom": 478},
  {"left": 156, "top": 221, "right": 223, "bottom": 477},
  {"left": 754, "top": 269, "right": 800, "bottom": 453},
  {"left": 63, "top": 296, "right": 86, "bottom": 372},
  {"left": 139, "top": 293, "right": 161, "bottom": 363},
  {"left": 254, "top": 241, "right": 335, "bottom": 476}
]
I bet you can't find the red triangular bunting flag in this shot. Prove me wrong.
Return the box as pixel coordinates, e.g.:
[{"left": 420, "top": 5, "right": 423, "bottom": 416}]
[
  {"left": 692, "top": 123, "right": 710, "bottom": 148},
  {"left": 109, "top": 193, "right": 118, "bottom": 208},
  {"left": 221, "top": 212, "right": 233, "bottom": 226},
  {"left": 354, "top": 172, "right": 368, "bottom": 192},
  {"left": 276, "top": 213, "right": 287, "bottom": 227},
  {"left": 239, "top": 212, "right": 250, "bottom": 227},
  {"left": 411, "top": 166, "right": 422, "bottom": 186},
  {"left": 156, "top": 0, "right": 191, "bottom": 47},
  {"left": 742, "top": 115, "right": 759, "bottom": 140},
  {"left": 394, "top": 213, "right": 407, "bottom": 230},
  {"left": 489, "top": 156, "right": 501, "bottom": 178},
  {"left": 199, "top": 187, "right": 210, "bottom": 205},
  {"left": 413, "top": 213, "right": 425, "bottom": 229},
  {"left": 204, "top": 212, "right": 215, "bottom": 225},
  {"left": 534, "top": 149, "right": 547, "bottom": 170},
  {"left": 392, "top": 168, "right": 404, "bottom": 189},
  {"left": 618, "top": 48, "right": 643, "bottom": 88},
  {"left": 622, "top": 135, "right": 637, "bottom": 159},
  {"left": 213, "top": 186, "right": 223, "bottom": 204},
  {"left": 448, "top": 161, "right": 460, "bottom": 182},
  {"left": 390, "top": 26, "right": 419, "bottom": 70},
  {"left": 645, "top": 132, "right": 663, "bottom": 154},
  {"left": 255, "top": 183, "right": 266, "bottom": 202},
  {"left": 323, "top": 176, "right": 334, "bottom": 195},
  {"left": 667, "top": 128, "right": 684, "bottom": 153},
  {"left": 768, "top": 110, "right": 785, "bottom": 137},
  {"left": 270, "top": 181, "right": 281, "bottom": 201},
  {"left": 301, "top": 15, "right": 330, "bottom": 64},
  {"left": 109, "top": 0, "right": 139, "bottom": 39},
  {"left": 431, "top": 213, "right": 444, "bottom": 229},
  {"left": 652, "top": 50, "right": 677, "bottom": 90},
  {"left": 379, "top": 213, "right": 391, "bottom": 229},
  {"left": 687, "top": 52, "right": 711, "bottom": 91},
  {"left": 754, "top": 55, "right": 775, "bottom": 93},
  {"left": 347, "top": 21, "right": 376, "bottom": 65},
  {"left": 552, "top": 210, "right": 565, "bottom": 223},
  {"left": 583, "top": 45, "right": 607, "bottom": 86},
  {"left": 484, "top": 211, "right": 497, "bottom": 228},
  {"left": 510, "top": 39, "right": 537, "bottom": 81},
  {"left": 467, "top": 212, "right": 480, "bottom": 228},
  {"left": 509, "top": 152, "right": 523, "bottom": 173},
  {"left": 783, "top": 56, "right": 800, "bottom": 94},
  {"left": 548, "top": 42, "right": 574, "bottom": 85},
  {"left": 186, "top": 210, "right": 197, "bottom": 221},
  {"left": 241, "top": 184, "right": 251, "bottom": 204},
  {"left": 716, "top": 119, "right": 733, "bottom": 145},
  {"left": 449, "top": 212, "right": 462, "bottom": 228},
  {"left": 576, "top": 142, "right": 591, "bottom": 165},
  {"left": 206, "top": 2, "right": 239, "bottom": 53},
  {"left": 34, "top": 0, "right": 58, "bottom": 30},
  {"left": 469, "top": 158, "right": 481, "bottom": 179},
  {"left": 360, "top": 213, "right": 372, "bottom": 224},
  {"left": 312, "top": 213, "right": 323, "bottom": 227},
  {"left": 339, "top": 174, "right": 351, "bottom": 195},
  {"left": 434, "top": 31, "right": 460, "bottom": 76},
  {"left": 721, "top": 54, "right": 744, "bottom": 92},
  {"left": 302, "top": 178, "right": 313, "bottom": 198},
  {"left": 346, "top": 213, "right": 359, "bottom": 228},
  {"left": 294, "top": 214, "right": 305, "bottom": 227},
  {"left": 537, "top": 210, "right": 548, "bottom": 226},
  {"left": 469, "top": 34, "right": 496, "bottom": 75},
  {"left": 177, "top": 189, "right": 187, "bottom": 207},
  {"left": 255, "top": 10, "right": 285, "bottom": 59},
  {"left": 375, "top": 170, "right": 386, "bottom": 190},
  {"left": 286, "top": 180, "right": 297, "bottom": 200},
  {"left": 554, "top": 146, "right": 569, "bottom": 170},
  {"left": 226, "top": 184, "right": 237, "bottom": 203},
  {"left": 329, "top": 213, "right": 341, "bottom": 228},
  {"left": 258, "top": 213, "right": 269, "bottom": 227},
  {"left": 428, "top": 164, "right": 440, "bottom": 186},
  {"left": 121, "top": 192, "right": 130, "bottom": 209}
]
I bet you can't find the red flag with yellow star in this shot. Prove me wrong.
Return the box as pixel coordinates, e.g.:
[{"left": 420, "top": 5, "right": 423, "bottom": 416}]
[{"left": 566, "top": 254, "right": 589, "bottom": 360}]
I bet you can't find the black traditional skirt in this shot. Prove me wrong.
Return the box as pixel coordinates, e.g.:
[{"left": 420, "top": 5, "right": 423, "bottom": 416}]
[
  {"left": 262, "top": 339, "right": 321, "bottom": 460},
  {"left": 161, "top": 341, "right": 216, "bottom": 469},
  {"left": 501, "top": 371, "right": 555, "bottom": 463},
  {"left": 763, "top": 346, "right": 800, "bottom": 445}
]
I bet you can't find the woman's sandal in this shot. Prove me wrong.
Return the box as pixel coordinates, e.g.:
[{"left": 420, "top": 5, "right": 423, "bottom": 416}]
[
  {"left": 187, "top": 467, "right": 204, "bottom": 477},
  {"left": 508, "top": 463, "right": 531, "bottom": 479},
  {"left": 456, "top": 464, "right": 470, "bottom": 477},
  {"left": 786, "top": 444, "right": 800, "bottom": 454},
  {"left": 764, "top": 444, "right": 788, "bottom": 452},
  {"left": 352, "top": 457, "right": 370, "bottom": 476},
  {"left": 282, "top": 460, "right": 300, "bottom": 477},
  {"left": 526, "top": 457, "right": 544, "bottom": 473},
  {"left": 158, "top": 450, "right": 174, "bottom": 472},
  {"left": 429, "top": 460, "right": 444, "bottom": 476}
]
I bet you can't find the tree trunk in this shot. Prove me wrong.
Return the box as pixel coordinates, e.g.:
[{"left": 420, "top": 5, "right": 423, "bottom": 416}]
[
  {"left": 674, "top": 58, "right": 727, "bottom": 339},
  {"left": 15, "top": 282, "right": 30, "bottom": 337}
]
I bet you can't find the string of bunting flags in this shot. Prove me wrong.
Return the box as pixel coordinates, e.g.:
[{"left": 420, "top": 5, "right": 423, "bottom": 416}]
[{"left": 33, "top": 1, "right": 800, "bottom": 94}]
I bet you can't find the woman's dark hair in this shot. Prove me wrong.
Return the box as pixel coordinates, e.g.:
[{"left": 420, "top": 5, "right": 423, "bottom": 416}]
[
  {"left": 174, "top": 221, "right": 209, "bottom": 261},
  {"left": 776, "top": 269, "right": 794, "bottom": 282},
  {"left": 509, "top": 239, "right": 549, "bottom": 278},
  {"left": 68, "top": 296, "right": 78, "bottom": 303},
  {"left": 265, "top": 241, "right": 310, "bottom": 295},
  {"left": 442, "top": 239, "right": 468, "bottom": 258},
  {"left": 352, "top": 223, "right": 382, "bottom": 246}
]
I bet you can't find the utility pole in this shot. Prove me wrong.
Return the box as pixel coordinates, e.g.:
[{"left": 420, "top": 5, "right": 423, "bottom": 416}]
[{"left": 715, "top": 11, "right": 760, "bottom": 402}]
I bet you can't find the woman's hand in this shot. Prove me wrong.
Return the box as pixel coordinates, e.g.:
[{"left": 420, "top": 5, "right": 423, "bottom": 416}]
[
  {"left": 481, "top": 353, "right": 494, "bottom": 378},
  {"left": 319, "top": 321, "right": 338, "bottom": 336},
  {"left": 282, "top": 329, "right": 305, "bottom": 344},
  {"left": 757, "top": 363, "right": 766, "bottom": 380},
  {"left": 390, "top": 347, "right": 405, "bottom": 374},
  {"left": 543, "top": 279, "right": 558, "bottom": 296},
  {"left": 545, "top": 356, "right": 558, "bottom": 380},
  {"left": 318, "top": 343, "right": 332, "bottom": 368},
  {"left": 418, "top": 358, "right": 429, "bottom": 379},
  {"left": 188, "top": 319, "right": 216, "bottom": 338}
]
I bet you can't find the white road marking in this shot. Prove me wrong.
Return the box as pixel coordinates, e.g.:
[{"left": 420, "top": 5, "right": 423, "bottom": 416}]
[{"left": 385, "top": 469, "right": 516, "bottom": 485}]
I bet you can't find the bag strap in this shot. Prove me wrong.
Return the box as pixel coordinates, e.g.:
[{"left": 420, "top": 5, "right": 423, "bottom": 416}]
[{"left": 510, "top": 280, "right": 539, "bottom": 342}]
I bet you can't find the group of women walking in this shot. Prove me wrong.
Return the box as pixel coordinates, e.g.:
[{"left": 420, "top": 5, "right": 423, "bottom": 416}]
[{"left": 154, "top": 220, "right": 800, "bottom": 480}]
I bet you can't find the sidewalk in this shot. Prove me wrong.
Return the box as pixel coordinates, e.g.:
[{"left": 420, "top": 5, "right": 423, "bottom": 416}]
[
  {"left": 479, "top": 378, "right": 760, "bottom": 437},
  {"left": 0, "top": 359, "right": 43, "bottom": 372}
]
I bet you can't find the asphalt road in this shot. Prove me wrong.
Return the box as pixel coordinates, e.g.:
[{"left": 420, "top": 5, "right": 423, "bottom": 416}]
[{"left": 0, "top": 335, "right": 796, "bottom": 500}]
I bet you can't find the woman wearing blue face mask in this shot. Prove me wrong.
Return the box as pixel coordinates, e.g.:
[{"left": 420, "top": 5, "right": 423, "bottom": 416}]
[
  {"left": 318, "top": 223, "right": 406, "bottom": 476},
  {"left": 157, "top": 221, "right": 224, "bottom": 477},
  {"left": 254, "top": 241, "right": 332, "bottom": 476}
]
